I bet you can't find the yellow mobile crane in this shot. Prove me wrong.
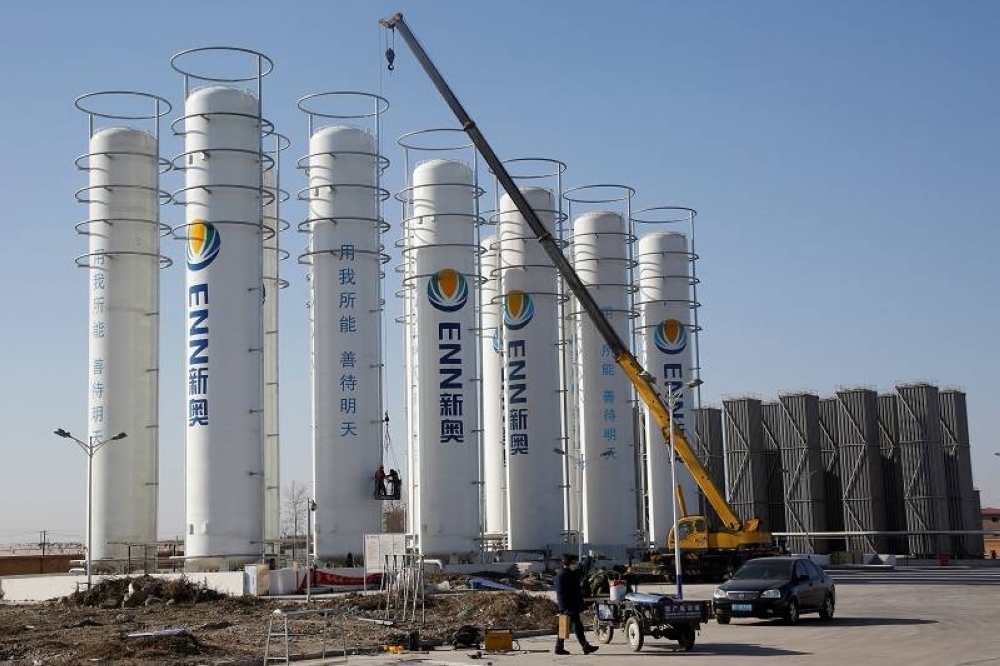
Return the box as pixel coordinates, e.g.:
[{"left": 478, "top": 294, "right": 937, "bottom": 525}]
[{"left": 380, "top": 13, "right": 777, "bottom": 581}]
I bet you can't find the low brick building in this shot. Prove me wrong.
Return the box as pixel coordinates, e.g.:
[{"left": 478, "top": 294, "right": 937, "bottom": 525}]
[
  {"left": 983, "top": 508, "right": 1000, "bottom": 559},
  {"left": 0, "top": 553, "right": 82, "bottom": 577}
]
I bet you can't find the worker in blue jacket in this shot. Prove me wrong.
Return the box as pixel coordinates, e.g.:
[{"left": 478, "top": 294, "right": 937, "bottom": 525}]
[{"left": 553, "top": 554, "right": 599, "bottom": 656}]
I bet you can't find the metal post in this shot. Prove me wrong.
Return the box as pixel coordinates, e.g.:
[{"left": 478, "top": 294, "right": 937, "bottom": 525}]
[
  {"left": 54, "top": 429, "right": 126, "bottom": 590},
  {"left": 667, "top": 388, "right": 683, "bottom": 599},
  {"left": 306, "top": 499, "right": 316, "bottom": 603},
  {"left": 86, "top": 450, "right": 94, "bottom": 589}
]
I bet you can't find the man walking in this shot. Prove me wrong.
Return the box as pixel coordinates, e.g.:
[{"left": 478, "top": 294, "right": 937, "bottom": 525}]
[{"left": 554, "top": 554, "right": 599, "bottom": 656}]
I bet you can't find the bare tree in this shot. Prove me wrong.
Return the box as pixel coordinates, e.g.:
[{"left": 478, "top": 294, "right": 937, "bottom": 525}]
[{"left": 282, "top": 481, "right": 309, "bottom": 560}]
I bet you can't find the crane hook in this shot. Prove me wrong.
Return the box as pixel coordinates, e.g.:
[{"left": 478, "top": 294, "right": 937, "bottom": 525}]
[{"left": 386, "top": 47, "right": 395, "bottom": 71}]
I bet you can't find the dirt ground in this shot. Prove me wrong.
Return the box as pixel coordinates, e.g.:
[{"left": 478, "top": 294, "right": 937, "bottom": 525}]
[{"left": 0, "top": 576, "right": 560, "bottom": 665}]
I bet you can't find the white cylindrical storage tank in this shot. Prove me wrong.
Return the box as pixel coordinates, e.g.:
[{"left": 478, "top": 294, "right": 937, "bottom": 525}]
[
  {"left": 573, "top": 211, "right": 636, "bottom": 546},
  {"left": 408, "top": 159, "right": 480, "bottom": 558},
  {"left": 262, "top": 164, "right": 282, "bottom": 554},
  {"left": 85, "top": 127, "right": 160, "bottom": 563},
  {"left": 499, "top": 187, "right": 565, "bottom": 551},
  {"left": 182, "top": 85, "right": 265, "bottom": 567},
  {"left": 480, "top": 237, "right": 506, "bottom": 536},
  {"left": 636, "top": 231, "right": 698, "bottom": 546},
  {"left": 307, "top": 125, "right": 383, "bottom": 561}
]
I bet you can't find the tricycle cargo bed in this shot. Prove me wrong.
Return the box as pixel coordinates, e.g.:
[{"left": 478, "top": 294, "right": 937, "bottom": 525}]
[{"left": 593, "top": 593, "right": 710, "bottom": 652}]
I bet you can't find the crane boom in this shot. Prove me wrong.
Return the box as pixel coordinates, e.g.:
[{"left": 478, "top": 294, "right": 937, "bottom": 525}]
[{"left": 380, "top": 12, "right": 746, "bottom": 533}]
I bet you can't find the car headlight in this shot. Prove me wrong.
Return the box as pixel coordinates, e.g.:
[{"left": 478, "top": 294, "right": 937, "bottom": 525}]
[
  {"left": 760, "top": 589, "right": 781, "bottom": 599},
  {"left": 713, "top": 588, "right": 728, "bottom": 600}
]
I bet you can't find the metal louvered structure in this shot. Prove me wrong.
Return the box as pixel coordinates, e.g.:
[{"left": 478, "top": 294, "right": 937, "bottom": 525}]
[
  {"left": 895, "top": 384, "right": 951, "bottom": 556},
  {"left": 722, "top": 398, "right": 769, "bottom": 528},
  {"left": 833, "top": 388, "right": 887, "bottom": 553},
  {"left": 877, "top": 394, "right": 908, "bottom": 553},
  {"left": 939, "top": 390, "right": 983, "bottom": 556},
  {"left": 692, "top": 407, "right": 725, "bottom": 528},
  {"left": 817, "top": 398, "right": 845, "bottom": 552},
  {"left": 760, "top": 403, "right": 788, "bottom": 535},
  {"left": 763, "top": 394, "right": 827, "bottom": 554}
]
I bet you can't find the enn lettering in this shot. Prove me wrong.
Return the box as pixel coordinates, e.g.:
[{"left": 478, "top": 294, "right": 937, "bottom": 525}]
[
  {"left": 188, "top": 283, "right": 209, "bottom": 365},
  {"left": 507, "top": 339, "right": 527, "bottom": 404},
  {"left": 438, "top": 322, "right": 462, "bottom": 390},
  {"left": 663, "top": 362, "right": 686, "bottom": 432}
]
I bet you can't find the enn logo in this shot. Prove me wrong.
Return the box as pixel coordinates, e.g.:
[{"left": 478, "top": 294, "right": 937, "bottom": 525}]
[
  {"left": 507, "top": 340, "right": 526, "bottom": 404},
  {"left": 438, "top": 322, "right": 462, "bottom": 390},
  {"left": 188, "top": 284, "right": 209, "bottom": 366},
  {"left": 663, "top": 362, "right": 686, "bottom": 432}
]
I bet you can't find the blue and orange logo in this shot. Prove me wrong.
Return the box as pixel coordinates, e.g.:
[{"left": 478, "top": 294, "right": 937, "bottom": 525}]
[
  {"left": 654, "top": 318, "right": 688, "bottom": 355},
  {"left": 427, "top": 268, "right": 469, "bottom": 312},
  {"left": 186, "top": 220, "right": 221, "bottom": 271},
  {"left": 504, "top": 290, "right": 534, "bottom": 330}
]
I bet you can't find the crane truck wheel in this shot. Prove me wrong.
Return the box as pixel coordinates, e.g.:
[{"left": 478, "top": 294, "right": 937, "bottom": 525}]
[{"left": 716, "top": 615, "right": 731, "bottom": 625}]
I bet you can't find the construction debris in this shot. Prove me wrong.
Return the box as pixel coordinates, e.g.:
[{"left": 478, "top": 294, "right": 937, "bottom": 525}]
[{"left": 0, "top": 588, "right": 559, "bottom": 664}]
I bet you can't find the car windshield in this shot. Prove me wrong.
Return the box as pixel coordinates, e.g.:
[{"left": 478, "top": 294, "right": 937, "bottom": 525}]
[{"left": 733, "top": 560, "right": 792, "bottom": 580}]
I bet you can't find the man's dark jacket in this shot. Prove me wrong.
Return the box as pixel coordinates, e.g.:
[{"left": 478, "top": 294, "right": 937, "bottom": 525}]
[{"left": 554, "top": 567, "right": 584, "bottom": 613}]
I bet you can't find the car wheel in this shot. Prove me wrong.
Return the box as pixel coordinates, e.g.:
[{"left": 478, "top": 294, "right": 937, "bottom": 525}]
[
  {"left": 819, "top": 594, "right": 835, "bottom": 620},
  {"left": 594, "top": 617, "right": 614, "bottom": 644},
  {"left": 716, "top": 615, "right": 731, "bottom": 625},
  {"left": 625, "top": 617, "right": 644, "bottom": 652},
  {"left": 786, "top": 598, "right": 800, "bottom": 625}
]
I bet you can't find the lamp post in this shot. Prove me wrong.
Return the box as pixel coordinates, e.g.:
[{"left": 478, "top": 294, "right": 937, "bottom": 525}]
[
  {"left": 53, "top": 428, "right": 127, "bottom": 590},
  {"left": 305, "top": 498, "right": 316, "bottom": 603},
  {"left": 662, "top": 377, "right": 703, "bottom": 601},
  {"left": 553, "top": 448, "right": 586, "bottom": 561}
]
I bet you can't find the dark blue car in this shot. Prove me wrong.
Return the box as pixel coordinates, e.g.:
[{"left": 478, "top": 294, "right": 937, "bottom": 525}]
[{"left": 712, "top": 556, "right": 836, "bottom": 625}]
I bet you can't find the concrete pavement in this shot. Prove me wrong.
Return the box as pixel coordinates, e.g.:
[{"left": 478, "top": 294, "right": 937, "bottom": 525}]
[{"left": 318, "top": 574, "right": 1000, "bottom": 666}]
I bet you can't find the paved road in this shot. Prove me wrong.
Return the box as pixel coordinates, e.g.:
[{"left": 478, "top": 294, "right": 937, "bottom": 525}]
[{"left": 312, "top": 571, "right": 1000, "bottom": 666}]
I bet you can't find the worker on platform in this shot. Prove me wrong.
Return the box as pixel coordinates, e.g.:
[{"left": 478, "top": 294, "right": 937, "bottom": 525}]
[
  {"left": 387, "top": 469, "right": 400, "bottom": 498},
  {"left": 374, "top": 465, "right": 387, "bottom": 498},
  {"left": 554, "top": 554, "right": 599, "bottom": 656}
]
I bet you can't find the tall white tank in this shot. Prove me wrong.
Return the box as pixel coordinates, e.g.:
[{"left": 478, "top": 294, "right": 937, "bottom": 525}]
[
  {"left": 408, "top": 159, "right": 480, "bottom": 558},
  {"left": 262, "top": 165, "right": 282, "bottom": 554},
  {"left": 182, "top": 85, "right": 265, "bottom": 567},
  {"left": 480, "top": 237, "right": 506, "bottom": 535},
  {"left": 636, "top": 231, "right": 698, "bottom": 546},
  {"left": 85, "top": 127, "right": 160, "bottom": 563},
  {"left": 499, "top": 187, "right": 565, "bottom": 551},
  {"left": 573, "top": 211, "right": 636, "bottom": 546},
  {"left": 308, "top": 125, "right": 383, "bottom": 560}
]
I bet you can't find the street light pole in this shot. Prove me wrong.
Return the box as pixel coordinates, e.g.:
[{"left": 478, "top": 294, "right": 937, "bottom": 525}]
[
  {"left": 665, "top": 386, "right": 683, "bottom": 600},
  {"left": 659, "top": 376, "right": 703, "bottom": 600},
  {"left": 306, "top": 498, "right": 316, "bottom": 603},
  {"left": 53, "top": 428, "right": 127, "bottom": 590},
  {"left": 553, "top": 448, "right": 585, "bottom": 561}
]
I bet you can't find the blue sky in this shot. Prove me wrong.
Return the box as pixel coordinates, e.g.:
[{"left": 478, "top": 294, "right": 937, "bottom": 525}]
[{"left": 1, "top": 0, "right": 997, "bottom": 544}]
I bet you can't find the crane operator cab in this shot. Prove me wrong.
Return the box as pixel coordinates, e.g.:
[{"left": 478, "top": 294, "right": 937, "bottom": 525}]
[
  {"left": 667, "top": 516, "right": 709, "bottom": 550},
  {"left": 373, "top": 465, "right": 401, "bottom": 500}
]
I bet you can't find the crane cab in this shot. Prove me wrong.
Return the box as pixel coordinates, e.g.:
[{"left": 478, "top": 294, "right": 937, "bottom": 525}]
[{"left": 667, "top": 516, "right": 709, "bottom": 550}]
